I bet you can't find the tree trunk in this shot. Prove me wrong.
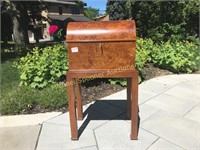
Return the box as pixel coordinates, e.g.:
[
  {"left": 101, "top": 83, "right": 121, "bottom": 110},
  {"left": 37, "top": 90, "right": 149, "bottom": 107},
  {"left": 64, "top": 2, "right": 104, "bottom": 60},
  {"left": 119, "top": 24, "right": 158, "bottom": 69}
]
[{"left": 11, "top": 2, "right": 29, "bottom": 46}]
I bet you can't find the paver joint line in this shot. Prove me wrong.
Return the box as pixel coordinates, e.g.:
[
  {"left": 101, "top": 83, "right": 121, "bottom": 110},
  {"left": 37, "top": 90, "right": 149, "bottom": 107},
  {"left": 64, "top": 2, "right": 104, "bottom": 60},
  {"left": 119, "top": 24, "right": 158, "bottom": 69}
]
[
  {"left": 34, "top": 124, "right": 43, "bottom": 150},
  {"left": 145, "top": 137, "right": 160, "bottom": 150},
  {"left": 139, "top": 82, "right": 182, "bottom": 106},
  {"left": 141, "top": 127, "right": 186, "bottom": 150},
  {"left": 183, "top": 101, "right": 200, "bottom": 118},
  {"left": 93, "top": 130, "right": 99, "bottom": 150}
]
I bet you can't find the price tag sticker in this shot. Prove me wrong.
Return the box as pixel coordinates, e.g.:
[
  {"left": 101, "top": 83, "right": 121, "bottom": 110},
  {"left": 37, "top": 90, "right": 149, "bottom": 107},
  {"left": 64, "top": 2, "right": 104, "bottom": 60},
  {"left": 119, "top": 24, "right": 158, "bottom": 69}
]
[{"left": 71, "top": 47, "right": 79, "bottom": 53}]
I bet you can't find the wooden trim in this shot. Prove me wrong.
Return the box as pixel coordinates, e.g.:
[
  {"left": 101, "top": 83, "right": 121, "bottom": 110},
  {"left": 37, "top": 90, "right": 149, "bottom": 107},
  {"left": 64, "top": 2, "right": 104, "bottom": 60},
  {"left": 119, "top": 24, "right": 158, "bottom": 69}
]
[
  {"left": 67, "top": 69, "right": 138, "bottom": 78},
  {"left": 67, "top": 39, "right": 136, "bottom": 43}
]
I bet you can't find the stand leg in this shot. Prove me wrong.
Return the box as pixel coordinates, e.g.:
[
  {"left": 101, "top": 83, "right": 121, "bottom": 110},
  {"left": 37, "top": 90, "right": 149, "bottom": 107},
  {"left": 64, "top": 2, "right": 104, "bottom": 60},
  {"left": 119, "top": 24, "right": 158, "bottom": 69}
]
[
  {"left": 76, "top": 79, "right": 83, "bottom": 120},
  {"left": 130, "top": 73, "right": 138, "bottom": 140},
  {"left": 67, "top": 76, "right": 78, "bottom": 140},
  {"left": 127, "top": 78, "right": 131, "bottom": 119}
]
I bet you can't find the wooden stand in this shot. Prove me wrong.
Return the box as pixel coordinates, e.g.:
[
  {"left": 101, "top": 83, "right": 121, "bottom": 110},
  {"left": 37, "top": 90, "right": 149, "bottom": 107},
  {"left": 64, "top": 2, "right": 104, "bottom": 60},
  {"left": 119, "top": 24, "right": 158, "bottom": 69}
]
[
  {"left": 66, "top": 20, "right": 138, "bottom": 140},
  {"left": 66, "top": 69, "right": 138, "bottom": 140}
]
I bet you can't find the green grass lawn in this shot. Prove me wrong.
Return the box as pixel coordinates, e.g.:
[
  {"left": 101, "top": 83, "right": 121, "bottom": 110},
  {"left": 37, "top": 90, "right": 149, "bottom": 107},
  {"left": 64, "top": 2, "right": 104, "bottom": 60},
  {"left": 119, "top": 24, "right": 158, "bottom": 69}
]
[
  {"left": 0, "top": 59, "right": 67, "bottom": 115},
  {"left": 1, "top": 59, "right": 20, "bottom": 93}
]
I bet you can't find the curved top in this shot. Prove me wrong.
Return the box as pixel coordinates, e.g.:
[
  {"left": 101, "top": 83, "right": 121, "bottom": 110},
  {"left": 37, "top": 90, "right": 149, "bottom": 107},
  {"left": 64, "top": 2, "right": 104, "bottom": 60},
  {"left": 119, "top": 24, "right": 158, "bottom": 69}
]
[{"left": 66, "top": 20, "right": 136, "bottom": 42}]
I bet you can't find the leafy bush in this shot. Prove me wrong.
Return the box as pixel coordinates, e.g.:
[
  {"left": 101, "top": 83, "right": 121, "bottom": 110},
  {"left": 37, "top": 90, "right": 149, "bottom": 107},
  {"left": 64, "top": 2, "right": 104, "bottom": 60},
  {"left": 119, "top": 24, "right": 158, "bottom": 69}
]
[
  {"left": 151, "top": 41, "right": 200, "bottom": 73},
  {"left": 136, "top": 38, "right": 152, "bottom": 71},
  {"left": 108, "top": 38, "right": 200, "bottom": 86},
  {"left": 14, "top": 43, "right": 68, "bottom": 88},
  {"left": 109, "top": 78, "right": 127, "bottom": 86}
]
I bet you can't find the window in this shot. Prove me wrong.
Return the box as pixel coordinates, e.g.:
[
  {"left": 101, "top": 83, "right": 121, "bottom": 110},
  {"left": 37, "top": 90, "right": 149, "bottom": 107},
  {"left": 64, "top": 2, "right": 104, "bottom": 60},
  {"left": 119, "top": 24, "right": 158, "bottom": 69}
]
[
  {"left": 58, "top": 6, "right": 62, "bottom": 15},
  {"left": 71, "top": 6, "right": 80, "bottom": 14}
]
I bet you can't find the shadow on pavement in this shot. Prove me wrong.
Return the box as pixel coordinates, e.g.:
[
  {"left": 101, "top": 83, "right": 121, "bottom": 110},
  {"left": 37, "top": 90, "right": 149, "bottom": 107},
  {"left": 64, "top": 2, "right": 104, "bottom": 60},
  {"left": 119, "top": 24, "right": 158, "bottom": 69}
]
[{"left": 78, "top": 100, "right": 140, "bottom": 138}]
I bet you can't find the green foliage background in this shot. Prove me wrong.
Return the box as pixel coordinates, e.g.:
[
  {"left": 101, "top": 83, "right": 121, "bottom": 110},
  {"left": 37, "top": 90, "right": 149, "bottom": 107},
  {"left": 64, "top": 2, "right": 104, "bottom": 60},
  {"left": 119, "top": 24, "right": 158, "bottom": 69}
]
[
  {"left": 107, "top": 0, "right": 199, "bottom": 42},
  {"left": 14, "top": 43, "right": 68, "bottom": 88},
  {"left": 84, "top": 6, "right": 99, "bottom": 20},
  {"left": 109, "top": 38, "right": 199, "bottom": 86}
]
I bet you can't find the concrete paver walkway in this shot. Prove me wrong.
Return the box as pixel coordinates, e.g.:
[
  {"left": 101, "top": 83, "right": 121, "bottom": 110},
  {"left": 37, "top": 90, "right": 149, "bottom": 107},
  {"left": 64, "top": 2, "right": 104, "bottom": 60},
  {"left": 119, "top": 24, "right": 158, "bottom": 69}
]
[
  {"left": 0, "top": 112, "right": 62, "bottom": 150},
  {"left": 1, "top": 74, "right": 199, "bottom": 150}
]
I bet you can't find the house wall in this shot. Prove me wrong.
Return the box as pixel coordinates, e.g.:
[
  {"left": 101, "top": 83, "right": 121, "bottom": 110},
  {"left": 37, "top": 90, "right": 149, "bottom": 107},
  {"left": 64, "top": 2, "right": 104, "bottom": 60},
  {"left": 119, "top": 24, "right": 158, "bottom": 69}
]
[
  {"left": 29, "top": 2, "right": 84, "bottom": 42},
  {"left": 47, "top": 3, "right": 84, "bottom": 15}
]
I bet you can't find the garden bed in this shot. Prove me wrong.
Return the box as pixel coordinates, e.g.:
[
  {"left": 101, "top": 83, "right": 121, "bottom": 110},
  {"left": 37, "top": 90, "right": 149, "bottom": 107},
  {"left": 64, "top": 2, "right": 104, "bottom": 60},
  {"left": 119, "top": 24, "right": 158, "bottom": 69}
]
[
  {"left": 1, "top": 38, "right": 199, "bottom": 115},
  {"left": 28, "top": 63, "right": 174, "bottom": 114}
]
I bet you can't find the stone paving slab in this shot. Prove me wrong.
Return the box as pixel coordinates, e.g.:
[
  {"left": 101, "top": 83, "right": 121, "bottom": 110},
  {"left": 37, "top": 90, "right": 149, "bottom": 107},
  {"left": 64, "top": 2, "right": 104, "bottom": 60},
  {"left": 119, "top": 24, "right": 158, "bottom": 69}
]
[
  {"left": 162, "top": 74, "right": 200, "bottom": 82},
  {"left": 95, "top": 121, "right": 158, "bottom": 150},
  {"left": 148, "top": 75, "right": 184, "bottom": 85},
  {"left": 180, "top": 74, "right": 200, "bottom": 81},
  {"left": 141, "top": 111, "right": 200, "bottom": 149},
  {"left": 138, "top": 90, "right": 158, "bottom": 105},
  {"left": 37, "top": 123, "right": 96, "bottom": 150},
  {"left": 0, "top": 125, "right": 41, "bottom": 150},
  {"left": 146, "top": 93, "right": 197, "bottom": 116},
  {"left": 45, "top": 102, "right": 125, "bottom": 130},
  {"left": 77, "top": 107, "right": 115, "bottom": 130},
  {"left": 87, "top": 100, "right": 125, "bottom": 119},
  {"left": 165, "top": 79, "right": 199, "bottom": 97},
  {"left": 101, "top": 89, "right": 127, "bottom": 100},
  {"left": 139, "top": 80, "right": 174, "bottom": 94},
  {"left": 103, "top": 88, "right": 160, "bottom": 105},
  {"left": 75, "top": 146, "right": 98, "bottom": 150},
  {"left": 184, "top": 103, "right": 200, "bottom": 123},
  {"left": 148, "top": 138, "right": 183, "bottom": 150},
  {"left": 46, "top": 109, "right": 109, "bottom": 130},
  {"left": 138, "top": 104, "right": 160, "bottom": 123},
  {"left": 0, "top": 112, "right": 62, "bottom": 128},
  {"left": 45, "top": 113, "right": 69, "bottom": 126}
]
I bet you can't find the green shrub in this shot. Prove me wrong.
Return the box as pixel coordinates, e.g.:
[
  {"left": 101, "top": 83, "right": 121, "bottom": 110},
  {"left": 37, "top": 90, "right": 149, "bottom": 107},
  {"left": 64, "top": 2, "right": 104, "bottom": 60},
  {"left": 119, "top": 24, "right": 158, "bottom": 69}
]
[
  {"left": 108, "top": 38, "right": 200, "bottom": 86},
  {"left": 136, "top": 38, "right": 152, "bottom": 71},
  {"left": 14, "top": 43, "right": 69, "bottom": 88},
  {"left": 151, "top": 41, "right": 200, "bottom": 73},
  {"left": 108, "top": 77, "right": 142, "bottom": 86},
  {"left": 108, "top": 78, "right": 127, "bottom": 86}
]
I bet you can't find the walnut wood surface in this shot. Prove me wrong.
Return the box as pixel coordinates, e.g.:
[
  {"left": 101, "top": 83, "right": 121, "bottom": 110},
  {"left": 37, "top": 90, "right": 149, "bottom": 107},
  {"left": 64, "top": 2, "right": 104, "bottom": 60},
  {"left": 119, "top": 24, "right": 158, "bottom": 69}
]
[
  {"left": 67, "top": 20, "right": 136, "bottom": 42},
  {"left": 67, "top": 42, "right": 136, "bottom": 70}
]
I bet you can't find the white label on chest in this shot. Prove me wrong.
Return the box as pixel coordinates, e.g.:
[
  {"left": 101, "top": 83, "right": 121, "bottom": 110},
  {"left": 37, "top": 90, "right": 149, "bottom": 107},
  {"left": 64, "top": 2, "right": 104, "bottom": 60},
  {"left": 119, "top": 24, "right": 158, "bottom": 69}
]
[{"left": 71, "top": 47, "right": 79, "bottom": 53}]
